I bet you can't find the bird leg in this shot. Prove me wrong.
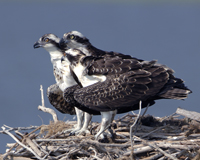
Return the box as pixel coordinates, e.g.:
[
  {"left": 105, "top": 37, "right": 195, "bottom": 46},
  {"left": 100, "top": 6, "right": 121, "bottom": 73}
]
[
  {"left": 75, "top": 112, "right": 92, "bottom": 135},
  {"left": 95, "top": 110, "right": 117, "bottom": 140},
  {"left": 65, "top": 107, "right": 84, "bottom": 134}
]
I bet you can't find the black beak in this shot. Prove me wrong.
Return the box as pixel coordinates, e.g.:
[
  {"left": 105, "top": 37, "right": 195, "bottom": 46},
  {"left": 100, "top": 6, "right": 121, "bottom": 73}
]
[
  {"left": 33, "top": 41, "right": 42, "bottom": 49},
  {"left": 59, "top": 38, "right": 67, "bottom": 49}
]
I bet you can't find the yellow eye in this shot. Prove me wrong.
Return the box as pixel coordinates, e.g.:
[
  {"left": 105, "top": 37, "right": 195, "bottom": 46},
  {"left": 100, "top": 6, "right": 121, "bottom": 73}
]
[
  {"left": 70, "top": 35, "right": 75, "bottom": 40},
  {"left": 45, "top": 38, "right": 49, "bottom": 42}
]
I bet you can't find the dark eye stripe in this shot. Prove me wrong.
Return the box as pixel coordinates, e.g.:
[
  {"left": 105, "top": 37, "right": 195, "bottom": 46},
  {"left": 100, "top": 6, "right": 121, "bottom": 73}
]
[
  {"left": 67, "top": 34, "right": 89, "bottom": 44},
  {"left": 75, "top": 36, "right": 89, "bottom": 44}
]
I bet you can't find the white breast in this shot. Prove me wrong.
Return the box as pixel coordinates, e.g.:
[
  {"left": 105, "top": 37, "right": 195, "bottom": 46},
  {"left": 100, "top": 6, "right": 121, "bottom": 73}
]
[{"left": 73, "top": 63, "right": 107, "bottom": 87}]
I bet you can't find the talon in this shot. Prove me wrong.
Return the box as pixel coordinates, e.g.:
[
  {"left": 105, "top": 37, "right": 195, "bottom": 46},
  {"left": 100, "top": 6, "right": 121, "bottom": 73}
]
[{"left": 69, "top": 132, "right": 75, "bottom": 136}]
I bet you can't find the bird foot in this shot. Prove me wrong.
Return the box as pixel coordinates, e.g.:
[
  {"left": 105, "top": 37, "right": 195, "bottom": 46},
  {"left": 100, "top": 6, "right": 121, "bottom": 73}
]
[
  {"left": 95, "top": 132, "right": 105, "bottom": 140},
  {"left": 75, "top": 128, "right": 90, "bottom": 136},
  {"left": 63, "top": 128, "right": 73, "bottom": 134},
  {"left": 64, "top": 126, "right": 81, "bottom": 135}
]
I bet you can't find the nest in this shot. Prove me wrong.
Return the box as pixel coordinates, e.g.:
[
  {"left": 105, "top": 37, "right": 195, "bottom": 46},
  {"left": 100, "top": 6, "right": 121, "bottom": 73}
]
[{"left": 1, "top": 108, "right": 200, "bottom": 160}]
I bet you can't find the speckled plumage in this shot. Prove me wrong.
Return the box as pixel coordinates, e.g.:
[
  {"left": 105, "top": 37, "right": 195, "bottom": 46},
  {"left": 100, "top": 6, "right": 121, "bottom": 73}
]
[
  {"left": 60, "top": 31, "right": 192, "bottom": 138},
  {"left": 34, "top": 34, "right": 77, "bottom": 115},
  {"left": 63, "top": 49, "right": 191, "bottom": 114},
  {"left": 47, "top": 83, "right": 76, "bottom": 115}
]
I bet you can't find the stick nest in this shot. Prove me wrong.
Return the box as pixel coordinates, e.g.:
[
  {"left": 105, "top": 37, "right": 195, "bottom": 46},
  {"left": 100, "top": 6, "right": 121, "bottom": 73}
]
[{"left": 1, "top": 111, "right": 200, "bottom": 160}]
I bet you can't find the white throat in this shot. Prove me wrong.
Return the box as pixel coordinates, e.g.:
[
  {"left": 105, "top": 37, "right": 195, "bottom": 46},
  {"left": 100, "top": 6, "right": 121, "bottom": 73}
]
[{"left": 45, "top": 47, "right": 63, "bottom": 63}]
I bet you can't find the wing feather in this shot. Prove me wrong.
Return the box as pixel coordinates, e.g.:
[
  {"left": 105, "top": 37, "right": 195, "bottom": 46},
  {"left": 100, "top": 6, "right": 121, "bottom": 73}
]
[
  {"left": 47, "top": 84, "right": 76, "bottom": 115},
  {"left": 73, "top": 70, "right": 152, "bottom": 112}
]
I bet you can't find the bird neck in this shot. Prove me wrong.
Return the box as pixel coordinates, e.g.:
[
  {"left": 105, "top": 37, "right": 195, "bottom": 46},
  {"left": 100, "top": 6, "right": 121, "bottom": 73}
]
[
  {"left": 45, "top": 47, "right": 63, "bottom": 63},
  {"left": 86, "top": 44, "right": 106, "bottom": 56}
]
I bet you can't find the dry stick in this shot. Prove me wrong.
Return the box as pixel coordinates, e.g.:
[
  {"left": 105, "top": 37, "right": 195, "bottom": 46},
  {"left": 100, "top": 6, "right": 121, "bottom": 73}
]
[
  {"left": 89, "top": 147, "right": 102, "bottom": 160},
  {"left": 32, "top": 139, "right": 50, "bottom": 156},
  {"left": 40, "top": 85, "right": 45, "bottom": 107},
  {"left": 24, "top": 137, "right": 45, "bottom": 157},
  {"left": 141, "top": 152, "right": 163, "bottom": 160},
  {"left": 134, "top": 103, "right": 149, "bottom": 136},
  {"left": 2, "top": 127, "right": 42, "bottom": 160},
  {"left": 176, "top": 107, "right": 200, "bottom": 122},
  {"left": 141, "top": 125, "right": 169, "bottom": 138},
  {"left": 130, "top": 100, "right": 142, "bottom": 160},
  {"left": 3, "top": 152, "right": 28, "bottom": 160},
  {"left": 4, "top": 126, "right": 41, "bottom": 155},
  {"left": 133, "top": 135, "right": 179, "bottom": 160},
  {"left": 124, "top": 146, "right": 153, "bottom": 156},
  {"left": 0, "top": 125, "right": 39, "bottom": 134},
  {"left": 38, "top": 85, "right": 58, "bottom": 122}
]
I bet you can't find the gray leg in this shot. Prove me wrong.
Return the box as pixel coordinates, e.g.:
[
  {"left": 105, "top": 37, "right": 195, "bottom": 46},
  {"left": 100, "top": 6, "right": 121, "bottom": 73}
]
[
  {"left": 95, "top": 110, "right": 116, "bottom": 140},
  {"left": 64, "top": 107, "right": 84, "bottom": 134},
  {"left": 75, "top": 112, "right": 92, "bottom": 135}
]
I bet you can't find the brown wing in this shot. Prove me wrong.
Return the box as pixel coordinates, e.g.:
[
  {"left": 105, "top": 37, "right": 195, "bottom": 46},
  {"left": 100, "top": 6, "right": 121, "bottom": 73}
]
[
  {"left": 73, "top": 69, "right": 159, "bottom": 112},
  {"left": 47, "top": 84, "right": 76, "bottom": 115},
  {"left": 82, "top": 55, "right": 142, "bottom": 76}
]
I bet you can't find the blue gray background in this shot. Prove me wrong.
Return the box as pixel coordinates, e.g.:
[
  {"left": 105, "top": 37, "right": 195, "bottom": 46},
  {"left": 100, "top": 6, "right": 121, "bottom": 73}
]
[{"left": 0, "top": 0, "right": 199, "bottom": 153}]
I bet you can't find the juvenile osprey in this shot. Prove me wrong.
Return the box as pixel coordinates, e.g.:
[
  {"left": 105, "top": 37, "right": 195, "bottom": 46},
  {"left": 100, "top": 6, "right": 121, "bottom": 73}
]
[
  {"left": 59, "top": 31, "right": 146, "bottom": 135},
  {"left": 61, "top": 48, "right": 191, "bottom": 139},
  {"left": 33, "top": 34, "right": 96, "bottom": 133}
]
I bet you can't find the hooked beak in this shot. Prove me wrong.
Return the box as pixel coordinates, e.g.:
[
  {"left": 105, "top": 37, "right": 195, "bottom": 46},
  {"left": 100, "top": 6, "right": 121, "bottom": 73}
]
[
  {"left": 33, "top": 41, "right": 42, "bottom": 49},
  {"left": 59, "top": 38, "right": 68, "bottom": 50}
]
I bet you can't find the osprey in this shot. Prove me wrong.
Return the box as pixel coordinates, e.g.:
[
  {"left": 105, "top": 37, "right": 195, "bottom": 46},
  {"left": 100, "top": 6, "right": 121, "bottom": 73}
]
[
  {"left": 61, "top": 48, "right": 191, "bottom": 139},
  {"left": 59, "top": 31, "right": 145, "bottom": 135},
  {"left": 33, "top": 34, "right": 97, "bottom": 134}
]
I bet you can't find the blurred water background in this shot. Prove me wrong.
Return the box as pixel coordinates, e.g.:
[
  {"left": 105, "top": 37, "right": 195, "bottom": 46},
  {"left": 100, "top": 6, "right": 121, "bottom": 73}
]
[{"left": 0, "top": 0, "right": 199, "bottom": 153}]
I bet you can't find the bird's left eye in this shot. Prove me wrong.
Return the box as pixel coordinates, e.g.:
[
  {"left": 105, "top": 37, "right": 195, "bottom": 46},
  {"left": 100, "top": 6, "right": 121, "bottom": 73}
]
[
  {"left": 70, "top": 35, "right": 75, "bottom": 40},
  {"left": 45, "top": 38, "right": 49, "bottom": 42}
]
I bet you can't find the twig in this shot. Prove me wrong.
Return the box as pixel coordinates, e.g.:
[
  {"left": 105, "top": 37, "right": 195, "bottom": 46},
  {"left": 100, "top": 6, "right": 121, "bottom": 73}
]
[
  {"left": 0, "top": 125, "right": 39, "bottom": 133},
  {"left": 38, "top": 85, "right": 58, "bottom": 122},
  {"left": 40, "top": 85, "right": 45, "bottom": 107},
  {"left": 176, "top": 107, "right": 200, "bottom": 122},
  {"left": 130, "top": 100, "right": 142, "bottom": 160},
  {"left": 38, "top": 105, "right": 58, "bottom": 123},
  {"left": 140, "top": 152, "right": 163, "bottom": 160},
  {"left": 3, "top": 152, "right": 29, "bottom": 160},
  {"left": 24, "top": 137, "right": 45, "bottom": 157},
  {"left": 133, "top": 103, "right": 149, "bottom": 136},
  {"left": 2, "top": 126, "right": 43, "bottom": 160},
  {"left": 124, "top": 146, "right": 153, "bottom": 156},
  {"left": 133, "top": 135, "right": 179, "bottom": 160},
  {"left": 141, "top": 125, "right": 169, "bottom": 138}
]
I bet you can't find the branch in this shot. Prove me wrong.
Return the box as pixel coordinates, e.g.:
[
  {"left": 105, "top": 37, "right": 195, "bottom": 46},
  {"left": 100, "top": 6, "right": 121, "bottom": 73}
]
[
  {"left": 133, "top": 135, "right": 179, "bottom": 160},
  {"left": 130, "top": 100, "right": 142, "bottom": 159},
  {"left": 2, "top": 127, "right": 42, "bottom": 160},
  {"left": 38, "top": 85, "right": 58, "bottom": 122},
  {"left": 176, "top": 107, "right": 200, "bottom": 122}
]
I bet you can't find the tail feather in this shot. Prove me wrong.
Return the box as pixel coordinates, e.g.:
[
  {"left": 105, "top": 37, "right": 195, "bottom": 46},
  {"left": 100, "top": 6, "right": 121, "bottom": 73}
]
[{"left": 159, "top": 88, "right": 192, "bottom": 100}]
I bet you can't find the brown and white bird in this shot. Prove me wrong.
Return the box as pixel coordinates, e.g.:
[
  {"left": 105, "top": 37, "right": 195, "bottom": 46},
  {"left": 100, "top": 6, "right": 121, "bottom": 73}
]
[
  {"left": 59, "top": 31, "right": 145, "bottom": 135},
  {"left": 33, "top": 34, "right": 96, "bottom": 134},
  {"left": 60, "top": 32, "right": 191, "bottom": 139}
]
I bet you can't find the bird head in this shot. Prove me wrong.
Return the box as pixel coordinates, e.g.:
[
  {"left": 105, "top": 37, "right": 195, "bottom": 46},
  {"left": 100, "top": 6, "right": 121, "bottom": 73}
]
[
  {"left": 33, "top": 34, "right": 61, "bottom": 52},
  {"left": 59, "top": 31, "right": 90, "bottom": 50}
]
